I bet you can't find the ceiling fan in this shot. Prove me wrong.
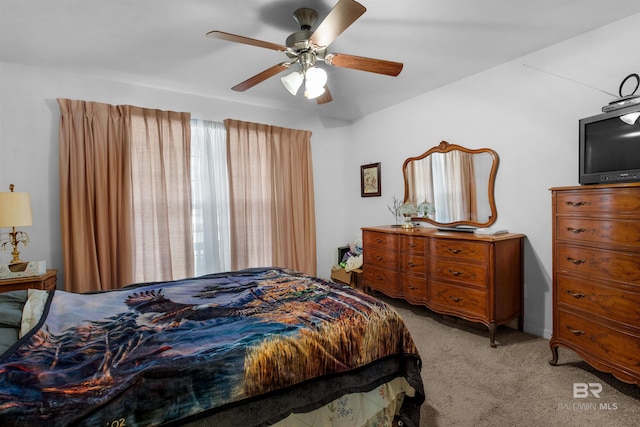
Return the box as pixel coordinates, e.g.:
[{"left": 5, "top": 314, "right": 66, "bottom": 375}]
[{"left": 206, "top": 0, "right": 403, "bottom": 104}]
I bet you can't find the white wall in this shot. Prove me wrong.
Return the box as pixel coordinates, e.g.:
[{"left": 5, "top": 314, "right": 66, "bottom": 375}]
[
  {"left": 344, "top": 14, "right": 640, "bottom": 338},
  {"left": 2, "top": 13, "right": 639, "bottom": 339},
  {"left": 0, "top": 62, "right": 352, "bottom": 285}
]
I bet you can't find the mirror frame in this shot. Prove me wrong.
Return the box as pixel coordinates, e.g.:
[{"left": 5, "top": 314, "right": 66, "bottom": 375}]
[{"left": 402, "top": 141, "right": 499, "bottom": 228}]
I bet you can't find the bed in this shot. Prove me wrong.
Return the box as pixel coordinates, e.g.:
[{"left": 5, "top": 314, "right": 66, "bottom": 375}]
[{"left": 0, "top": 267, "right": 424, "bottom": 426}]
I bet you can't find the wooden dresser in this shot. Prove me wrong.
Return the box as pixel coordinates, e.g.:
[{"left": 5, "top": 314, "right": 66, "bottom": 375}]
[
  {"left": 550, "top": 183, "right": 640, "bottom": 385},
  {"left": 0, "top": 269, "right": 58, "bottom": 293},
  {"left": 362, "top": 226, "right": 525, "bottom": 347}
]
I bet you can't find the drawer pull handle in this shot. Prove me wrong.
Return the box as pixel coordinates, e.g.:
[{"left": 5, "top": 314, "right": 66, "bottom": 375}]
[
  {"left": 566, "top": 326, "right": 585, "bottom": 336},
  {"left": 448, "top": 270, "right": 463, "bottom": 276},
  {"left": 408, "top": 243, "right": 417, "bottom": 248},
  {"left": 408, "top": 262, "right": 417, "bottom": 268},
  {"left": 376, "top": 275, "right": 384, "bottom": 281},
  {"left": 566, "top": 227, "right": 586, "bottom": 234},
  {"left": 376, "top": 256, "right": 384, "bottom": 261},
  {"left": 565, "top": 257, "right": 586, "bottom": 265},
  {"left": 448, "top": 248, "right": 462, "bottom": 254},
  {"left": 375, "top": 239, "right": 384, "bottom": 243},
  {"left": 565, "top": 201, "right": 586, "bottom": 207},
  {"left": 449, "top": 296, "right": 462, "bottom": 303},
  {"left": 408, "top": 285, "right": 417, "bottom": 290},
  {"left": 566, "top": 290, "right": 586, "bottom": 299}
]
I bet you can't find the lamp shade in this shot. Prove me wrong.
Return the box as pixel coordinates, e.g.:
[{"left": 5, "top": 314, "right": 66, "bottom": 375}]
[
  {"left": 305, "top": 67, "right": 328, "bottom": 88},
  {"left": 620, "top": 112, "right": 640, "bottom": 125},
  {"left": 0, "top": 192, "right": 33, "bottom": 227},
  {"left": 398, "top": 201, "right": 418, "bottom": 217},
  {"left": 281, "top": 71, "right": 304, "bottom": 96},
  {"left": 304, "top": 83, "right": 326, "bottom": 100},
  {"left": 304, "top": 67, "right": 328, "bottom": 99}
]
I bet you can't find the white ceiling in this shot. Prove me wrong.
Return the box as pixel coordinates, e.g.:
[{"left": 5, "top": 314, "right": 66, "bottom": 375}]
[{"left": 2, "top": 0, "right": 640, "bottom": 122}]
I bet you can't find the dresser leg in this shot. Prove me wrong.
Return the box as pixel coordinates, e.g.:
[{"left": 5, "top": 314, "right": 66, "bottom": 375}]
[
  {"left": 489, "top": 322, "right": 497, "bottom": 348},
  {"left": 549, "top": 344, "right": 559, "bottom": 366}
]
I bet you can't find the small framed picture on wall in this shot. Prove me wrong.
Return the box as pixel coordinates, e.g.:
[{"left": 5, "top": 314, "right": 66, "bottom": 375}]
[{"left": 361, "top": 162, "right": 381, "bottom": 197}]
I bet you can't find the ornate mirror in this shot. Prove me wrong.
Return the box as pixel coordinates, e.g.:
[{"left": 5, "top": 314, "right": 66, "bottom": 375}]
[{"left": 402, "top": 141, "right": 499, "bottom": 228}]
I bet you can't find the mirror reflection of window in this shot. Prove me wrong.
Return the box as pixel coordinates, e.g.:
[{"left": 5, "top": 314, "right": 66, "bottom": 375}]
[
  {"left": 409, "top": 151, "right": 476, "bottom": 223},
  {"left": 404, "top": 142, "right": 498, "bottom": 227},
  {"left": 438, "top": 151, "right": 476, "bottom": 223}
]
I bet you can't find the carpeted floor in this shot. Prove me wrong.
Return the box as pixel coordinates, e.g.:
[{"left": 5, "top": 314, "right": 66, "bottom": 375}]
[{"left": 379, "top": 295, "right": 640, "bottom": 427}]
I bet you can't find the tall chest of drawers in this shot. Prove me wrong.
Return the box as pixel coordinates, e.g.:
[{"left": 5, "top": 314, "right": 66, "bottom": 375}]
[
  {"left": 362, "top": 226, "right": 524, "bottom": 347},
  {"left": 550, "top": 184, "right": 640, "bottom": 385}
]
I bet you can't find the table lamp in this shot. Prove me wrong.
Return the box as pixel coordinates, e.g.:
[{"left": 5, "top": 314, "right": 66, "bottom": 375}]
[{"left": 0, "top": 184, "right": 33, "bottom": 265}]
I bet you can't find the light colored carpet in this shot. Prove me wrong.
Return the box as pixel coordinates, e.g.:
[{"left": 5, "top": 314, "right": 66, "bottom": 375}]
[{"left": 380, "top": 295, "right": 640, "bottom": 427}]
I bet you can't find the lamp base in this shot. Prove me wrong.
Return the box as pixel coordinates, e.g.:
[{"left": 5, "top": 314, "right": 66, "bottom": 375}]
[
  {"left": 8, "top": 262, "right": 29, "bottom": 272},
  {"left": 10, "top": 246, "right": 24, "bottom": 265}
]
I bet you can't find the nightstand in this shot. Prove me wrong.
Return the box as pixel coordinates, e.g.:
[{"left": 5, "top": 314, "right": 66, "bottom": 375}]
[{"left": 0, "top": 269, "right": 57, "bottom": 293}]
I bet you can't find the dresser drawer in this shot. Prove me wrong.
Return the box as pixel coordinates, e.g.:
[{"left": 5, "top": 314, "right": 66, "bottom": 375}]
[
  {"left": 556, "top": 217, "right": 640, "bottom": 248},
  {"left": 556, "top": 309, "right": 640, "bottom": 378},
  {"left": 400, "top": 253, "right": 426, "bottom": 276},
  {"left": 363, "top": 265, "right": 400, "bottom": 296},
  {"left": 0, "top": 269, "right": 57, "bottom": 292},
  {"left": 430, "top": 260, "right": 487, "bottom": 288},
  {"left": 364, "top": 246, "right": 397, "bottom": 269},
  {"left": 556, "top": 243, "right": 640, "bottom": 284},
  {"left": 401, "top": 235, "right": 425, "bottom": 254},
  {"left": 557, "top": 274, "right": 640, "bottom": 328},
  {"left": 363, "top": 231, "right": 397, "bottom": 251},
  {"left": 555, "top": 188, "right": 640, "bottom": 215},
  {"left": 430, "top": 239, "right": 489, "bottom": 263},
  {"left": 430, "top": 280, "right": 487, "bottom": 318},
  {"left": 403, "top": 275, "right": 427, "bottom": 304}
]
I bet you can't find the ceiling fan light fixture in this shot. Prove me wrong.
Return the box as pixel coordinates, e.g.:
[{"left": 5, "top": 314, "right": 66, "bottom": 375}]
[
  {"left": 305, "top": 66, "right": 327, "bottom": 88},
  {"left": 208, "top": 0, "right": 402, "bottom": 104},
  {"left": 281, "top": 71, "right": 304, "bottom": 95},
  {"left": 620, "top": 112, "right": 640, "bottom": 125},
  {"left": 304, "top": 84, "right": 326, "bottom": 100},
  {"left": 303, "top": 66, "right": 328, "bottom": 99}
]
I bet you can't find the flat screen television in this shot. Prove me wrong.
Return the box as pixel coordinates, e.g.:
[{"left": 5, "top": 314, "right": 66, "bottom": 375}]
[{"left": 579, "top": 103, "right": 640, "bottom": 185}]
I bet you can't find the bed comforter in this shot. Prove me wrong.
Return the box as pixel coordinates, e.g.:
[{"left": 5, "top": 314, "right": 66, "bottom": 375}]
[{"left": 0, "top": 268, "right": 423, "bottom": 426}]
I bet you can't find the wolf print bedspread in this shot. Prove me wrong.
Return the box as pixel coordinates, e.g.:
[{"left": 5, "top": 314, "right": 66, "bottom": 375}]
[{"left": 0, "top": 268, "right": 423, "bottom": 426}]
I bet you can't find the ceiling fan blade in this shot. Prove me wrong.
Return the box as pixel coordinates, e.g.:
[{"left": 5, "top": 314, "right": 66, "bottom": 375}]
[
  {"left": 315, "top": 86, "right": 333, "bottom": 104},
  {"left": 206, "top": 30, "right": 288, "bottom": 52},
  {"left": 232, "top": 63, "right": 291, "bottom": 92},
  {"left": 325, "top": 53, "right": 403, "bottom": 76},
  {"left": 309, "top": 0, "right": 366, "bottom": 48}
]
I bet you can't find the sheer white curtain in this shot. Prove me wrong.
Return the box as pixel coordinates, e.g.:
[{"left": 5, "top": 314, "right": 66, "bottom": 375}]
[
  {"left": 190, "top": 119, "right": 231, "bottom": 275},
  {"left": 431, "top": 151, "right": 476, "bottom": 222}
]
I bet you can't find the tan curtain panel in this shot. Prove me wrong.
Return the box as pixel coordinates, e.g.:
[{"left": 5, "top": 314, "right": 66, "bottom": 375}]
[
  {"left": 129, "top": 107, "right": 194, "bottom": 283},
  {"left": 58, "top": 99, "right": 193, "bottom": 292},
  {"left": 224, "top": 119, "right": 317, "bottom": 276},
  {"left": 58, "top": 99, "right": 134, "bottom": 292}
]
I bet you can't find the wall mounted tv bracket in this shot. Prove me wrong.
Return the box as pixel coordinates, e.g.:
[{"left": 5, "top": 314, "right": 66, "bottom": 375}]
[{"left": 603, "top": 73, "right": 640, "bottom": 112}]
